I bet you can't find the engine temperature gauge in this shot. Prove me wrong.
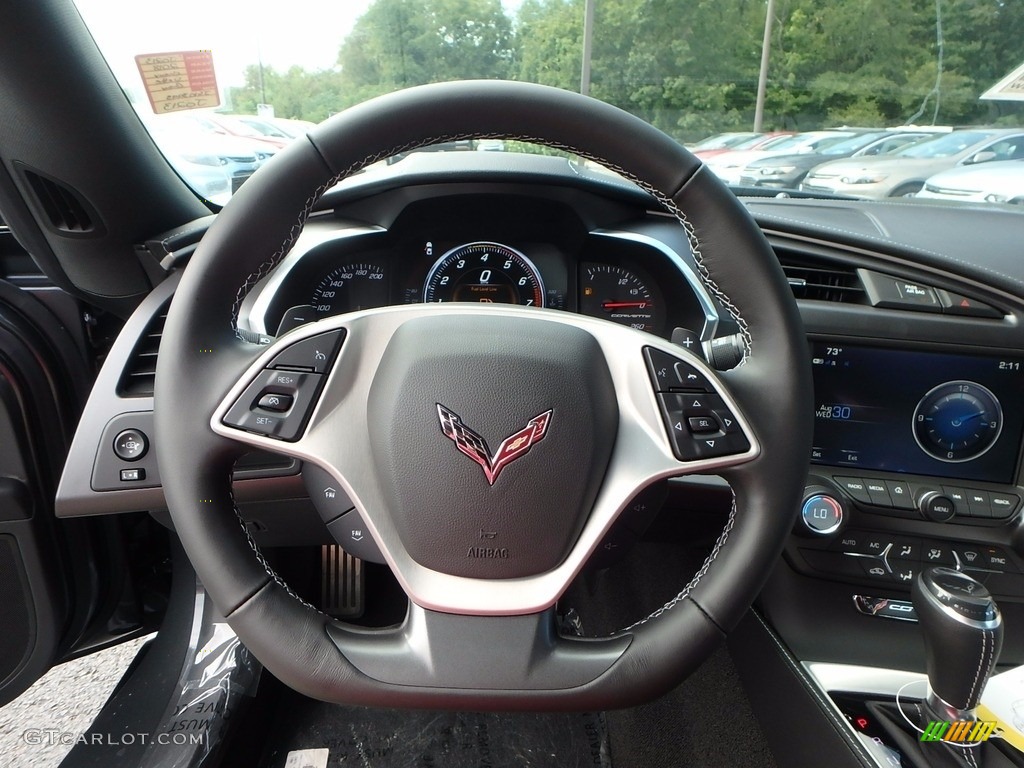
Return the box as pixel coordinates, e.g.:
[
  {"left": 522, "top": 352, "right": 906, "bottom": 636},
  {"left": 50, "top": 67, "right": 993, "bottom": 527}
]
[{"left": 579, "top": 263, "right": 664, "bottom": 334}]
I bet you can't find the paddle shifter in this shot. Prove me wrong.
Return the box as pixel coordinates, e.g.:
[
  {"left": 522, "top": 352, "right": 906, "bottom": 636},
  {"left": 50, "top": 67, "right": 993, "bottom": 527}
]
[{"left": 911, "top": 566, "right": 1003, "bottom": 720}]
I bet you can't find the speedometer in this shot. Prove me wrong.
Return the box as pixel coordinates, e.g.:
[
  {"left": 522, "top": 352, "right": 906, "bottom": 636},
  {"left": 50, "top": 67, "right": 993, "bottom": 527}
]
[
  {"left": 423, "top": 242, "right": 545, "bottom": 306},
  {"left": 311, "top": 263, "right": 388, "bottom": 317}
]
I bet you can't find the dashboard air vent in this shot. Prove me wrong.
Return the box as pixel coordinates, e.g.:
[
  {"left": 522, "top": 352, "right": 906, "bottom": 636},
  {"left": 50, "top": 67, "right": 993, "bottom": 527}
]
[
  {"left": 116, "top": 302, "right": 169, "bottom": 397},
  {"left": 777, "top": 253, "right": 864, "bottom": 303},
  {"left": 21, "top": 169, "right": 100, "bottom": 235}
]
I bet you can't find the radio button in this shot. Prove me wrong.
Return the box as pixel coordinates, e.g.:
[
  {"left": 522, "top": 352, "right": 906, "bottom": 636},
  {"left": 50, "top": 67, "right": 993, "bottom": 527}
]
[
  {"left": 884, "top": 480, "right": 916, "bottom": 510},
  {"left": 834, "top": 476, "right": 871, "bottom": 505}
]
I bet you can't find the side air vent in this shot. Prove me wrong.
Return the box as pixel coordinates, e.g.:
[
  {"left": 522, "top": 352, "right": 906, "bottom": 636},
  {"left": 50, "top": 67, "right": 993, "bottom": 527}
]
[
  {"left": 117, "top": 302, "right": 169, "bottom": 397},
  {"left": 777, "top": 252, "right": 865, "bottom": 303},
  {"left": 18, "top": 166, "right": 103, "bottom": 236}
]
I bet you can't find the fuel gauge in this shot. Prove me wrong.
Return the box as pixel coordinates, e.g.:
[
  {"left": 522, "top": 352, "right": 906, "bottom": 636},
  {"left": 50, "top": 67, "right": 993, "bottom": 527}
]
[{"left": 579, "top": 263, "right": 664, "bottom": 334}]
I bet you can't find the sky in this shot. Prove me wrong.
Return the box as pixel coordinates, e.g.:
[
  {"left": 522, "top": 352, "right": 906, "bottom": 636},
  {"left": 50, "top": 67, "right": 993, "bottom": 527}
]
[{"left": 74, "top": 0, "right": 523, "bottom": 105}]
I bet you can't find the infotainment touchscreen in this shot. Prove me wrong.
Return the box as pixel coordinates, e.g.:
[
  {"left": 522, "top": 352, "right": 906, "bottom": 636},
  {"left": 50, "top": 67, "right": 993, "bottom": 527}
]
[{"left": 809, "top": 342, "right": 1024, "bottom": 484}]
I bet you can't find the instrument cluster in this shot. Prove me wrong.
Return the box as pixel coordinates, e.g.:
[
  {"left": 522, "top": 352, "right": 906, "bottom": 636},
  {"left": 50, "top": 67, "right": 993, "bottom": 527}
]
[{"left": 243, "top": 195, "right": 714, "bottom": 342}]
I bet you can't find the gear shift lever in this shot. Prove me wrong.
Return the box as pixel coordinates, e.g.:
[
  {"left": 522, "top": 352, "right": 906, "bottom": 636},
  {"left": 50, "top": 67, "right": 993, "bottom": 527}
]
[{"left": 911, "top": 566, "right": 1003, "bottom": 720}]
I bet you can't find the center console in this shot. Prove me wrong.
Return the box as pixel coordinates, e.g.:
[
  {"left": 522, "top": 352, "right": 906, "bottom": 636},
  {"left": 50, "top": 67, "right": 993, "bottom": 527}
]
[{"left": 787, "top": 340, "right": 1024, "bottom": 601}]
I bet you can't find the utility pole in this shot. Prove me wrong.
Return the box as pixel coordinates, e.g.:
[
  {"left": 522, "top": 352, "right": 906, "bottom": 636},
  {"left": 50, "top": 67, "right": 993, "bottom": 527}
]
[
  {"left": 753, "top": 0, "right": 776, "bottom": 131},
  {"left": 580, "top": 0, "right": 595, "bottom": 96}
]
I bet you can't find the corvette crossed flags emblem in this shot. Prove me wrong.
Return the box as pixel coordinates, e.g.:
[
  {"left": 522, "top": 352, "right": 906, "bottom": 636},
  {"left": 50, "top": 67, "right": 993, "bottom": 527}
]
[{"left": 436, "top": 404, "right": 552, "bottom": 485}]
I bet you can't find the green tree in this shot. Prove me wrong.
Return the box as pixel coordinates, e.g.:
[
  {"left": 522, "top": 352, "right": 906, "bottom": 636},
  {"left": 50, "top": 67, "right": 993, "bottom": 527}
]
[
  {"left": 338, "top": 0, "right": 516, "bottom": 102},
  {"left": 229, "top": 65, "right": 348, "bottom": 122}
]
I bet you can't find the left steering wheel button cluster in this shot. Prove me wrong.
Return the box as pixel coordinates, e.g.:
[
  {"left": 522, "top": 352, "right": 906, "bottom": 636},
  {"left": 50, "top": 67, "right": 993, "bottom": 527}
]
[
  {"left": 268, "top": 329, "right": 345, "bottom": 373},
  {"left": 223, "top": 330, "right": 346, "bottom": 440}
]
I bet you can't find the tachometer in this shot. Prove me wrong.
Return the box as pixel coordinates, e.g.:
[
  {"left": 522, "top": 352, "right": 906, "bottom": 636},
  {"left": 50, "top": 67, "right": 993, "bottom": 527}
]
[
  {"left": 310, "top": 263, "right": 388, "bottom": 317},
  {"left": 423, "top": 242, "right": 545, "bottom": 306},
  {"left": 579, "top": 263, "right": 664, "bottom": 334}
]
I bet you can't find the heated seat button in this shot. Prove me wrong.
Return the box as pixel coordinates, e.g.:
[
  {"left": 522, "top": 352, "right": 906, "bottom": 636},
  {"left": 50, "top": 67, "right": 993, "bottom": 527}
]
[
  {"left": 269, "top": 329, "right": 346, "bottom": 373},
  {"left": 113, "top": 429, "right": 148, "bottom": 461}
]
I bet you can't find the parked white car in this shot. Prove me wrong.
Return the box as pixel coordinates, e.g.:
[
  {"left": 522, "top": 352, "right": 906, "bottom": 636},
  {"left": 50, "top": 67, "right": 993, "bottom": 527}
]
[
  {"left": 704, "top": 130, "right": 857, "bottom": 185},
  {"left": 917, "top": 159, "right": 1024, "bottom": 204}
]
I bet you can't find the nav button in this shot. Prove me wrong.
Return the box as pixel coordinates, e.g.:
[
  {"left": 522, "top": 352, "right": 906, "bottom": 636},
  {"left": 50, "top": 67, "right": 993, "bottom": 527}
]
[{"left": 885, "top": 481, "right": 915, "bottom": 510}]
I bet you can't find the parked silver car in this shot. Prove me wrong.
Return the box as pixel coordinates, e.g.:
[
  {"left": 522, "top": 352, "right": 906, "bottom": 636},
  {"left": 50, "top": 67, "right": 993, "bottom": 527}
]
[
  {"left": 801, "top": 128, "right": 1024, "bottom": 198},
  {"left": 917, "top": 158, "right": 1024, "bottom": 204}
]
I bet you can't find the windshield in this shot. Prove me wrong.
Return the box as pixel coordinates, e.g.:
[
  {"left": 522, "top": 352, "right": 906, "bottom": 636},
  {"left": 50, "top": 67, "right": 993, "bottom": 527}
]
[
  {"left": 71, "top": 0, "right": 1024, "bottom": 205},
  {"left": 819, "top": 132, "right": 890, "bottom": 156},
  {"left": 896, "top": 131, "right": 995, "bottom": 158},
  {"left": 690, "top": 133, "right": 761, "bottom": 151}
]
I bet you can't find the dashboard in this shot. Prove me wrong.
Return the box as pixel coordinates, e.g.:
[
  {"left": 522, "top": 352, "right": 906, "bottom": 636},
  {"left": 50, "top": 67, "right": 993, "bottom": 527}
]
[{"left": 53, "top": 152, "right": 1024, "bottom": 677}]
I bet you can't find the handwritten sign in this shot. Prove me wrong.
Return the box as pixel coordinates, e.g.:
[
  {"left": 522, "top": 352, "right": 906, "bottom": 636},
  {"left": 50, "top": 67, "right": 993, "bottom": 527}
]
[
  {"left": 135, "top": 51, "right": 220, "bottom": 114},
  {"left": 981, "top": 60, "right": 1024, "bottom": 102}
]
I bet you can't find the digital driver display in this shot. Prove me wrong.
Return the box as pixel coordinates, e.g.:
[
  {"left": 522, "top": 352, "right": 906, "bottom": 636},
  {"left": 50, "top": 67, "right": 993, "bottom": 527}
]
[{"left": 809, "top": 342, "right": 1024, "bottom": 484}]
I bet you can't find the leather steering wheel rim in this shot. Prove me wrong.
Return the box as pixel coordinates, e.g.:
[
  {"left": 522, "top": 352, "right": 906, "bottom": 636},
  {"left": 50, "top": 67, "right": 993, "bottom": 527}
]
[{"left": 154, "top": 80, "right": 813, "bottom": 709}]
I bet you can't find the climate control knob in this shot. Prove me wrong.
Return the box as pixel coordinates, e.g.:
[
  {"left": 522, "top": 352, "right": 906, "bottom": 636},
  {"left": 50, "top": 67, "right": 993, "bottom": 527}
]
[
  {"left": 917, "top": 490, "right": 955, "bottom": 522},
  {"left": 799, "top": 488, "right": 845, "bottom": 536}
]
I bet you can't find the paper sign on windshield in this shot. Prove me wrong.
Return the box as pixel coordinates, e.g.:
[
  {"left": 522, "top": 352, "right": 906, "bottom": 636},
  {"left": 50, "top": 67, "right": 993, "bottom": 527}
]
[
  {"left": 135, "top": 51, "right": 220, "bottom": 114},
  {"left": 980, "top": 60, "right": 1024, "bottom": 102}
]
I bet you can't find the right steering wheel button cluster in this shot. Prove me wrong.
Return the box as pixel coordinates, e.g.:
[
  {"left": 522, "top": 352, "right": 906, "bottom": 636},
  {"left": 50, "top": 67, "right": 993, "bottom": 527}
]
[
  {"left": 222, "top": 329, "right": 345, "bottom": 440},
  {"left": 644, "top": 346, "right": 750, "bottom": 461}
]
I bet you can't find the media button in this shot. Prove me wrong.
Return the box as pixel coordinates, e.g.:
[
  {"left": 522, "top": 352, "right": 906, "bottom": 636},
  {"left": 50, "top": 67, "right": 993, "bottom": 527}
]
[{"left": 864, "top": 479, "right": 892, "bottom": 507}]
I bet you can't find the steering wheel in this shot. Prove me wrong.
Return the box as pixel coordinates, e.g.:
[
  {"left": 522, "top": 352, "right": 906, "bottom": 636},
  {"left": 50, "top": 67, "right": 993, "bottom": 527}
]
[{"left": 154, "top": 81, "right": 812, "bottom": 709}]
